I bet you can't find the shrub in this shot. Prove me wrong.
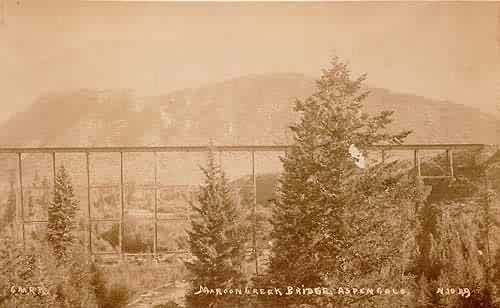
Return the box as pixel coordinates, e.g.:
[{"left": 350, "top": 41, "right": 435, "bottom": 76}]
[
  {"left": 90, "top": 263, "right": 130, "bottom": 308},
  {"left": 154, "top": 300, "right": 182, "bottom": 308},
  {"left": 0, "top": 226, "right": 98, "bottom": 308}
]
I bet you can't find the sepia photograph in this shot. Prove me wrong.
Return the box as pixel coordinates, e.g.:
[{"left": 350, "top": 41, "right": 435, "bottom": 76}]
[{"left": 0, "top": 1, "right": 499, "bottom": 307}]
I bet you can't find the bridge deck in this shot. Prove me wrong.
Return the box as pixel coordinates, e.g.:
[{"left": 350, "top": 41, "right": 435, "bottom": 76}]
[{"left": 0, "top": 143, "right": 486, "bottom": 153}]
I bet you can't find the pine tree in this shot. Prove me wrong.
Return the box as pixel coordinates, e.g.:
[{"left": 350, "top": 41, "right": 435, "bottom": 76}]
[
  {"left": 265, "top": 57, "right": 411, "bottom": 307},
  {"left": 184, "top": 150, "right": 247, "bottom": 308},
  {"left": 47, "top": 165, "right": 79, "bottom": 265}
]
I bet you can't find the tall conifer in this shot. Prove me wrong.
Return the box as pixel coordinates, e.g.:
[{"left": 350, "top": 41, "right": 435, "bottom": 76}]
[
  {"left": 185, "top": 150, "right": 247, "bottom": 308},
  {"left": 266, "top": 57, "right": 410, "bottom": 306},
  {"left": 47, "top": 165, "right": 79, "bottom": 264}
]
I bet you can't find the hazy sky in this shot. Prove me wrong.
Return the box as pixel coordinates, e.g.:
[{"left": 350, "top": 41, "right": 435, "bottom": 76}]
[{"left": 0, "top": 1, "right": 499, "bottom": 123}]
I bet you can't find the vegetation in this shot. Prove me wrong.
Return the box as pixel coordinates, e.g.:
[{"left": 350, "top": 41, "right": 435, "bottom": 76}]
[
  {"left": 0, "top": 222, "right": 98, "bottom": 308},
  {"left": 154, "top": 300, "right": 183, "bottom": 308},
  {"left": 48, "top": 165, "right": 79, "bottom": 264},
  {"left": 0, "top": 172, "right": 16, "bottom": 233},
  {"left": 184, "top": 150, "right": 248, "bottom": 308},
  {"left": 101, "top": 221, "right": 154, "bottom": 253},
  {"left": 412, "top": 150, "right": 500, "bottom": 307},
  {"left": 259, "top": 57, "right": 413, "bottom": 307},
  {"left": 0, "top": 165, "right": 128, "bottom": 308},
  {"left": 90, "top": 262, "right": 130, "bottom": 308},
  {"left": 1, "top": 57, "right": 500, "bottom": 308},
  {"left": 90, "top": 263, "right": 130, "bottom": 308}
]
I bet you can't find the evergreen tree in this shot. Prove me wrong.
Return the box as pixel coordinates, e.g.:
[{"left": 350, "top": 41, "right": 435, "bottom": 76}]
[
  {"left": 184, "top": 150, "right": 247, "bottom": 308},
  {"left": 47, "top": 165, "right": 79, "bottom": 265},
  {"left": 412, "top": 151, "right": 499, "bottom": 308},
  {"left": 265, "top": 57, "right": 411, "bottom": 307}
]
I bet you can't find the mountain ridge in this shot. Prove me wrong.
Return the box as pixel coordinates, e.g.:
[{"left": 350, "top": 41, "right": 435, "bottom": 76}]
[{"left": 0, "top": 73, "right": 498, "bottom": 147}]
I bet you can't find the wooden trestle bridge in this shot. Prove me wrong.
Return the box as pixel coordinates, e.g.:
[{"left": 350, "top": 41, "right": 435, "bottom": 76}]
[{"left": 0, "top": 143, "right": 486, "bottom": 274}]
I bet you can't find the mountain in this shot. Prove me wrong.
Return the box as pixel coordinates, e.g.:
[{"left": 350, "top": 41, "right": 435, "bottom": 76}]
[
  {"left": 0, "top": 72, "right": 498, "bottom": 147},
  {"left": 0, "top": 89, "right": 161, "bottom": 147},
  {"left": 0, "top": 73, "right": 498, "bottom": 238}
]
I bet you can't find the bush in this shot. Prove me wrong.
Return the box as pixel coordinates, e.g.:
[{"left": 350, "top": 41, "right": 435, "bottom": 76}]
[
  {"left": 90, "top": 263, "right": 130, "bottom": 308},
  {"left": 104, "top": 284, "right": 129, "bottom": 308},
  {"left": 101, "top": 221, "right": 154, "bottom": 253},
  {"left": 154, "top": 301, "right": 182, "bottom": 308},
  {"left": 0, "top": 226, "right": 98, "bottom": 308}
]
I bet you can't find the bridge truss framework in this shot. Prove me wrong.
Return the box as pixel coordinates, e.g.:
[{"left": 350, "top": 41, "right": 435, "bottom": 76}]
[{"left": 0, "top": 143, "right": 485, "bottom": 274}]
